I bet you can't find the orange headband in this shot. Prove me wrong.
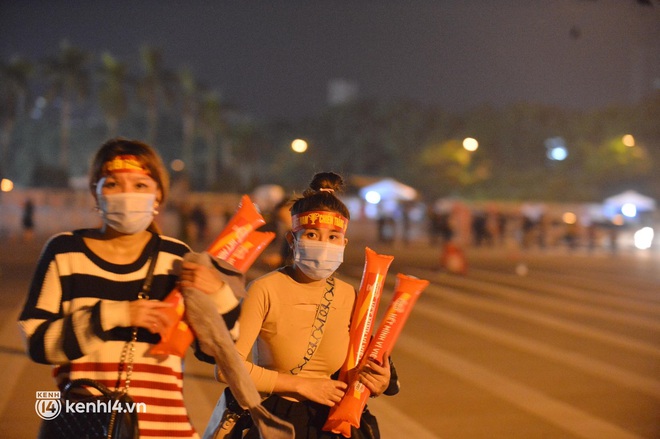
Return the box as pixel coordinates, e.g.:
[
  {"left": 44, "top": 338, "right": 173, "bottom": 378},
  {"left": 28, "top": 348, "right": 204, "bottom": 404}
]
[
  {"left": 102, "top": 155, "right": 150, "bottom": 175},
  {"left": 291, "top": 210, "right": 349, "bottom": 233}
]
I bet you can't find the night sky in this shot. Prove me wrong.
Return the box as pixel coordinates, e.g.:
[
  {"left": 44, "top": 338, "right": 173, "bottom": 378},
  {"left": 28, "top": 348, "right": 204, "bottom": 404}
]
[{"left": 1, "top": 0, "right": 658, "bottom": 120}]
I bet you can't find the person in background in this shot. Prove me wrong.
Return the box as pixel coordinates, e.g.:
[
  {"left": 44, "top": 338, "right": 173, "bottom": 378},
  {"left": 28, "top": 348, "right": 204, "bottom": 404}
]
[
  {"left": 21, "top": 197, "right": 35, "bottom": 242},
  {"left": 261, "top": 197, "right": 295, "bottom": 268},
  {"left": 18, "top": 138, "right": 240, "bottom": 439},
  {"left": 190, "top": 203, "right": 209, "bottom": 245},
  {"left": 207, "top": 171, "right": 397, "bottom": 439}
]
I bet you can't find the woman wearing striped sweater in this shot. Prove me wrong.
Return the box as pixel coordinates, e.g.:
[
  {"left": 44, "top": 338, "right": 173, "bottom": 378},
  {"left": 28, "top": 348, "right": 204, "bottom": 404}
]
[{"left": 19, "top": 138, "right": 239, "bottom": 438}]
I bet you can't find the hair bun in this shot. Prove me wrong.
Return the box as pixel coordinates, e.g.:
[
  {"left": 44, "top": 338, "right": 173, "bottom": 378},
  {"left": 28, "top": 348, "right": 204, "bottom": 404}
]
[
  {"left": 291, "top": 171, "right": 350, "bottom": 220},
  {"left": 309, "top": 171, "right": 344, "bottom": 195}
]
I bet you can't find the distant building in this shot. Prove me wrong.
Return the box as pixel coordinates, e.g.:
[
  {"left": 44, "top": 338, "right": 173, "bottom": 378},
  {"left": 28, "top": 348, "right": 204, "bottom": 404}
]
[{"left": 327, "top": 78, "right": 359, "bottom": 106}]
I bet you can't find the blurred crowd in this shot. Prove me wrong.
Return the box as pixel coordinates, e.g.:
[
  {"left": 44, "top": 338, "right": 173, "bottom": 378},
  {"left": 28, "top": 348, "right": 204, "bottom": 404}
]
[
  {"left": 373, "top": 201, "right": 641, "bottom": 255},
  {"left": 1, "top": 189, "right": 652, "bottom": 256}
]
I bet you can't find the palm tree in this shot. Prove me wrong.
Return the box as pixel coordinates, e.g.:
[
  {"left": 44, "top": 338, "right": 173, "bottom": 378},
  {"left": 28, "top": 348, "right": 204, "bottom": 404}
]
[
  {"left": 43, "top": 40, "right": 90, "bottom": 170},
  {"left": 198, "top": 90, "right": 226, "bottom": 189},
  {"left": 231, "top": 122, "right": 268, "bottom": 190},
  {"left": 0, "top": 56, "right": 32, "bottom": 174},
  {"left": 137, "top": 46, "right": 174, "bottom": 144},
  {"left": 178, "top": 68, "right": 202, "bottom": 170},
  {"left": 98, "top": 52, "right": 128, "bottom": 138}
]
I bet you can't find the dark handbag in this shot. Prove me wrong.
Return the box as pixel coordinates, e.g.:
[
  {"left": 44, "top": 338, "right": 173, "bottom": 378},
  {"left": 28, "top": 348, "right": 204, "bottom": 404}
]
[
  {"left": 39, "top": 239, "right": 160, "bottom": 439},
  {"left": 350, "top": 406, "right": 380, "bottom": 439},
  {"left": 38, "top": 378, "right": 139, "bottom": 439},
  {"left": 211, "top": 387, "right": 253, "bottom": 439}
]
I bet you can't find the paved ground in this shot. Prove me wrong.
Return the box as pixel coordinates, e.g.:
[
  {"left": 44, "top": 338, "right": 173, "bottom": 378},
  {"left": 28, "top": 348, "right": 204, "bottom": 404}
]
[{"left": 1, "top": 233, "right": 659, "bottom": 438}]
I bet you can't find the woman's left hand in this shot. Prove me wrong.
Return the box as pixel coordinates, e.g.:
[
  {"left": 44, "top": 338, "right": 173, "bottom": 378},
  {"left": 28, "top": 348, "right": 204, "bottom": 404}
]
[
  {"left": 179, "top": 260, "right": 225, "bottom": 294},
  {"left": 358, "top": 351, "right": 391, "bottom": 396}
]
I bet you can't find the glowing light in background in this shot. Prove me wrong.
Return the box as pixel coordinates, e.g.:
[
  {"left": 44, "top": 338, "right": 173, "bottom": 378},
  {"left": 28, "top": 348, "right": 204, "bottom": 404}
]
[
  {"left": 0, "top": 178, "right": 14, "bottom": 192},
  {"left": 548, "top": 146, "right": 568, "bottom": 161},
  {"left": 545, "top": 136, "right": 568, "bottom": 161},
  {"left": 291, "top": 139, "right": 308, "bottom": 153},
  {"left": 621, "top": 203, "right": 637, "bottom": 218},
  {"left": 462, "top": 137, "right": 479, "bottom": 152},
  {"left": 562, "top": 211, "right": 577, "bottom": 224},
  {"left": 364, "top": 190, "right": 381, "bottom": 204},
  {"left": 622, "top": 134, "right": 635, "bottom": 147},
  {"left": 634, "top": 227, "right": 654, "bottom": 250},
  {"left": 170, "top": 159, "right": 185, "bottom": 172},
  {"left": 612, "top": 214, "right": 625, "bottom": 226}
]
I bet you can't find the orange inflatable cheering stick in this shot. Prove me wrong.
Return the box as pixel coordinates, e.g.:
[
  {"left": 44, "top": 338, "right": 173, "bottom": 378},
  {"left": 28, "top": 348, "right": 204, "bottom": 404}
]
[
  {"left": 206, "top": 195, "right": 267, "bottom": 260},
  {"left": 149, "top": 195, "right": 268, "bottom": 357},
  {"left": 323, "top": 247, "right": 393, "bottom": 436},
  {"left": 325, "top": 274, "right": 429, "bottom": 434},
  {"left": 225, "top": 230, "right": 275, "bottom": 273}
]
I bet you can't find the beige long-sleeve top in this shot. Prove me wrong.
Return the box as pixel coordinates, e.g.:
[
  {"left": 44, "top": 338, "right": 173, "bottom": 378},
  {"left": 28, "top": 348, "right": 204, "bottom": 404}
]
[{"left": 224, "top": 268, "right": 355, "bottom": 397}]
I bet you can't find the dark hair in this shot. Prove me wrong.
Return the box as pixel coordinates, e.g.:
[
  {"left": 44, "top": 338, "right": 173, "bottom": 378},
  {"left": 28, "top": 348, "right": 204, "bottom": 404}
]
[
  {"left": 89, "top": 138, "right": 170, "bottom": 203},
  {"left": 290, "top": 172, "right": 350, "bottom": 220}
]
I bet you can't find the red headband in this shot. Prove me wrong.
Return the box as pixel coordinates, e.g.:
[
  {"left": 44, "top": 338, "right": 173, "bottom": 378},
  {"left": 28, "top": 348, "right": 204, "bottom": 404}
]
[
  {"left": 291, "top": 210, "right": 349, "bottom": 233},
  {"left": 102, "top": 155, "right": 150, "bottom": 175}
]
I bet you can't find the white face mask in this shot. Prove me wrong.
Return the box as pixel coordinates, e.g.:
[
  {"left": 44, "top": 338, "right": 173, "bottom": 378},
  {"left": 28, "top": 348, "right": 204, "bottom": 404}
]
[
  {"left": 98, "top": 192, "right": 157, "bottom": 235},
  {"left": 293, "top": 239, "right": 345, "bottom": 280}
]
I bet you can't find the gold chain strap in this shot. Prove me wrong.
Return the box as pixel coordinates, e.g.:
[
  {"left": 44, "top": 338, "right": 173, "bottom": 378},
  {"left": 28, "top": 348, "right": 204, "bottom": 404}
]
[
  {"left": 289, "top": 276, "right": 335, "bottom": 375},
  {"left": 115, "top": 248, "right": 158, "bottom": 394},
  {"left": 116, "top": 327, "right": 138, "bottom": 394}
]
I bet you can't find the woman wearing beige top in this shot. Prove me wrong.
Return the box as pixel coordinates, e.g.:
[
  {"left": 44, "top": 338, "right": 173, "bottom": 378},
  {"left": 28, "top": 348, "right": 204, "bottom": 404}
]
[{"left": 206, "top": 172, "right": 397, "bottom": 439}]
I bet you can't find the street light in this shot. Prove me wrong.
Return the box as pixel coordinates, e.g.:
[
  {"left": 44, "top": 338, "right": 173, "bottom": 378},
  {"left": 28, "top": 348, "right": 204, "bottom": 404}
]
[
  {"left": 170, "top": 159, "right": 185, "bottom": 172},
  {"left": 548, "top": 146, "right": 568, "bottom": 161},
  {"left": 0, "top": 178, "right": 13, "bottom": 192},
  {"left": 622, "top": 134, "right": 635, "bottom": 147},
  {"left": 364, "top": 190, "right": 381, "bottom": 204},
  {"left": 545, "top": 137, "right": 568, "bottom": 161},
  {"left": 462, "top": 137, "right": 478, "bottom": 152},
  {"left": 634, "top": 227, "right": 654, "bottom": 250},
  {"left": 291, "top": 139, "right": 308, "bottom": 153},
  {"left": 621, "top": 203, "right": 637, "bottom": 218}
]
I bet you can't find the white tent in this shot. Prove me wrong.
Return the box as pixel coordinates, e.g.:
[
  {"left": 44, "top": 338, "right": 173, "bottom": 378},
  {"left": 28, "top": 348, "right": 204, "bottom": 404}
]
[
  {"left": 358, "top": 178, "right": 418, "bottom": 202},
  {"left": 603, "top": 190, "right": 656, "bottom": 218},
  {"left": 251, "top": 184, "right": 285, "bottom": 212}
]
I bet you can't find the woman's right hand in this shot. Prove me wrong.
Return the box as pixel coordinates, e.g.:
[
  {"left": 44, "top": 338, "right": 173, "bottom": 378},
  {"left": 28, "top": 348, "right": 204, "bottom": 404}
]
[
  {"left": 294, "top": 377, "right": 347, "bottom": 406},
  {"left": 128, "top": 299, "right": 174, "bottom": 337}
]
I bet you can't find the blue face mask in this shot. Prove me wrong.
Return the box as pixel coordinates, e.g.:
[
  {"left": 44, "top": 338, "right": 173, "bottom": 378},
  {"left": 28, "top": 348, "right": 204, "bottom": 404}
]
[{"left": 293, "top": 239, "right": 345, "bottom": 280}]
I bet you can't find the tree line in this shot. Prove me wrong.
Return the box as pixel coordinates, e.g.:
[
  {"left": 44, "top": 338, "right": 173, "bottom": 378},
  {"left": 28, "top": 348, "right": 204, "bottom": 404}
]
[{"left": 1, "top": 40, "right": 659, "bottom": 203}]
